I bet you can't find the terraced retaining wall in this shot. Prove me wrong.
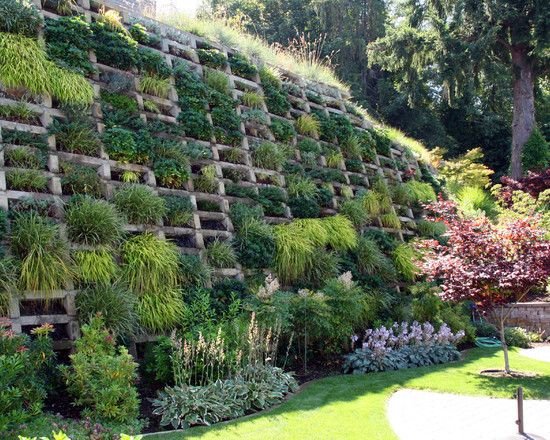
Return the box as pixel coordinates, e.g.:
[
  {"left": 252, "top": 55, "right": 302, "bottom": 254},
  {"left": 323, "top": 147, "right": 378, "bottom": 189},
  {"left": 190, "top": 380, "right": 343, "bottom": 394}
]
[{"left": 1, "top": 0, "right": 425, "bottom": 348}]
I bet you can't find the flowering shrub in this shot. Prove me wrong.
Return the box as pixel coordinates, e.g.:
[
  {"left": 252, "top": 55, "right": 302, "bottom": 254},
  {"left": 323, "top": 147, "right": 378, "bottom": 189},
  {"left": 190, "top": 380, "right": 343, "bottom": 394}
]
[{"left": 343, "top": 322, "right": 464, "bottom": 374}]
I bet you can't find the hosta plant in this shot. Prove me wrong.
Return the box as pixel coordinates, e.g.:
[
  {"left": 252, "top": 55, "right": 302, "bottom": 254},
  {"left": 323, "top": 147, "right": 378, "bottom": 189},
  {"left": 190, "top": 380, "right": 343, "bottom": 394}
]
[{"left": 343, "top": 321, "right": 464, "bottom": 374}]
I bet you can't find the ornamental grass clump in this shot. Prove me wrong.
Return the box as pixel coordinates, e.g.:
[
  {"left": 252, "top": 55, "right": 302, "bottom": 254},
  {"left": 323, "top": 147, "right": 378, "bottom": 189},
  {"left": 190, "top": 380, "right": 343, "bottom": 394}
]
[
  {"left": 121, "top": 233, "right": 180, "bottom": 295},
  {"left": 76, "top": 284, "right": 138, "bottom": 339},
  {"left": 138, "top": 74, "right": 171, "bottom": 99},
  {"left": 295, "top": 114, "right": 320, "bottom": 137},
  {"left": 113, "top": 184, "right": 166, "bottom": 225},
  {"left": 321, "top": 215, "right": 357, "bottom": 251},
  {"left": 73, "top": 249, "right": 117, "bottom": 285},
  {"left": 252, "top": 142, "right": 288, "bottom": 170},
  {"left": 0, "top": 33, "right": 94, "bottom": 105},
  {"left": 392, "top": 243, "right": 419, "bottom": 281},
  {"left": 343, "top": 321, "right": 465, "bottom": 374},
  {"left": 65, "top": 196, "right": 125, "bottom": 246},
  {"left": 205, "top": 239, "right": 237, "bottom": 268},
  {"left": 10, "top": 213, "right": 72, "bottom": 293}
]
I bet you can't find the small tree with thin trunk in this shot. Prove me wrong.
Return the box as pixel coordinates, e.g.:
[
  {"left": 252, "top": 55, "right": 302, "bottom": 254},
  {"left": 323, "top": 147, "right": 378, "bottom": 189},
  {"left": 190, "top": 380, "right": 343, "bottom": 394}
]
[{"left": 417, "top": 198, "right": 550, "bottom": 373}]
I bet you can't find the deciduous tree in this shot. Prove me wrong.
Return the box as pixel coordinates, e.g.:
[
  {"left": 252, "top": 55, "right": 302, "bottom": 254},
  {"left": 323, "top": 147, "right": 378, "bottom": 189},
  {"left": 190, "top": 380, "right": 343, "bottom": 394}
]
[{"left": 418, "top": 199, "right": 550, "bottom": 372}]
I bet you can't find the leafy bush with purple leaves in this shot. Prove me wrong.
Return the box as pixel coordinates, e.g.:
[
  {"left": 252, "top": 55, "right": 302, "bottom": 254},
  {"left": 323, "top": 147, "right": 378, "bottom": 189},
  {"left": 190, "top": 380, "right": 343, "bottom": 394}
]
[{"left": 343, "top": 322, "right": 465, "bottom": 374}]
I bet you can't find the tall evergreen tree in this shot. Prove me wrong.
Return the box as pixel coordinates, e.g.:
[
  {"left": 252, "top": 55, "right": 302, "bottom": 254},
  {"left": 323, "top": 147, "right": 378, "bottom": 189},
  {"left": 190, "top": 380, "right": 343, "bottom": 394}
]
[{"left": 368, "top": 0, "right": 549, "bottom": 178}]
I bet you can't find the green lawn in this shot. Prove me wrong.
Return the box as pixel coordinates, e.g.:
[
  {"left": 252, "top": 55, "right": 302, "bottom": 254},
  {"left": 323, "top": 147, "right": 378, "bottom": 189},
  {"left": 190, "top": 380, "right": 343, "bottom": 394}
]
[{"left": 145, "top": 348, "right": 550, "bottom": 440}]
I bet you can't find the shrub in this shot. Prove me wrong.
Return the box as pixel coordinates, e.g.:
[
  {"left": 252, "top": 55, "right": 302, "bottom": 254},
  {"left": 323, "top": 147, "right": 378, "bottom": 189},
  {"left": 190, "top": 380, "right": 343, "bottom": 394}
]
[
  {"left": 241, "top": 91, "right": 264, "bottom": 109},
  {"left": 270, "top": 118, "right": 295, "bottom": 143},
  {"left": 138, "top": 46, "right": 172, "bottom": 78},
  {"left": 90, "top": 21, "right": 138, "bottom": 71},
  {"left": 0, "top": 0, "right": 42, "bottom": 37},
  {"left": 102, "top": 127, "right": 141, "bottom": 163},
  {"left": 504, "top": 327, "right": 534, "bottom": 348},
  {"left": 288, "top": 195, "right": 320, "bottom": 218},
  {"left": 61, "top": 317, "right": 139, "bottom": 423},
  {"left": 295, "top": 114, "right": 320, "bottom": 137},
  {"left": 241, "top": 109, "right": 269, "bottom": 127},
  {"left": 129, "top": 22, "right": 149, "bottom": 44},
  {"left": 60, "top": 163, "right": 103, "bottom": 197},
  {"left": 44, "top": 16, "right": 95, "bottom": 75},
  {"left": 154, "top": 157, "right": 190, "bottom": 189},
  {"left": 233, "top": 218, "right": 275, "bottom": 269},
  {"left": 0, "top": 33, "right": 93, "bottom": 105},
  {"left": 522, "top": 127, "right": 549, "bottom": 172},
  {"left": 6, "top": 169, "right": 48, "bottom": 192},
  {"left": 73, "top": 249, "right": 117, "bottom": 285},
  {"left": 370, "top": 128, "right": 392, "bottom": 156},
  {"left": 473, "top": 320, "right": 499, "bottom": 338},
  {"left": 121, "top": 233, "right": 180, "bottom": 294},
  {"left": 163, "top": 195, "right": 194, "bottom": 227},
  {"left": 211, "top": 107, "right": 242, "bottom": 147},
  {"left": 179, "top": 254, "right": 211, "bottom": 288},
  {"left": 205, "top": 239, "right": 237, "bottom": 268},
  {"left": 343, "top": 322, "right": 464, "bottom": 374},
  {"left": 252, "top": 142, "right": 288, "bottom": 170},
  {"left": 260, "top": 67, "right": 290, "bottom": 116},
  {"left": 10, "top": 213, "right": 72, "bottom": 293},
  {"left": 49, "top": 118, "right": 101, "bottom": 156},
  {"left": 113, "top": 184, "right": 166, "bottom": 225},
  {"left": 138, "top": 74, "right": 170, "bottom": 98},
  {"left": 229, "top": 53, "right": 257, "bottom": 79},
  {"left": 178, "top": 109, "right": 213, "bottom": 141},
  {"left": 0, "top": 322, "right": 54, "bottom": 433},
  {"left": 197, "top": 48, "right": 227, "bottom": 69}
]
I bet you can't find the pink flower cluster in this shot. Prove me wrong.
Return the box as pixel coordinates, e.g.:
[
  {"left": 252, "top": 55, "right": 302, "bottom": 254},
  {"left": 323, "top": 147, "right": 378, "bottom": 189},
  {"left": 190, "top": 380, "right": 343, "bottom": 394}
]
[{"left": 352, "top": 322, "right": 465, "bottom": 359}]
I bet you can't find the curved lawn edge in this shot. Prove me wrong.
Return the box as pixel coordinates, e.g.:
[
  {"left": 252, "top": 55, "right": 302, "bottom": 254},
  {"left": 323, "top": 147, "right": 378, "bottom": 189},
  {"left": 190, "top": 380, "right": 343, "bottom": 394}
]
[{"left": 143, "top": 348, "right": 550, "bottom": 440}]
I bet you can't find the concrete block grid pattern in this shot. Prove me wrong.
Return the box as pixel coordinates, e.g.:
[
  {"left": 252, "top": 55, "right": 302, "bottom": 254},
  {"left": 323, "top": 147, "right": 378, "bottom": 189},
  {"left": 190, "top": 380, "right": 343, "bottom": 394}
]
[{"left": 0, "top": 0, "right": 423, "bottom": 347}]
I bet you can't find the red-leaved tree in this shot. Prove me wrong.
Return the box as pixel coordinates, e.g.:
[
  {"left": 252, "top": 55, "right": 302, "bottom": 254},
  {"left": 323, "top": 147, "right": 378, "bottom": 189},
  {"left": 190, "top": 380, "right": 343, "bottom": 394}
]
[{"left": 418, "top": 198, "right": 550, "bottom": 373}]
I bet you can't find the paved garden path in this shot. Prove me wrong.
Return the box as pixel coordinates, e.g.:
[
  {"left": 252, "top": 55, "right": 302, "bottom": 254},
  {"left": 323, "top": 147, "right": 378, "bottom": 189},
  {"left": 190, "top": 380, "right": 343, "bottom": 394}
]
[
  {"left": 389, "top": 346, "right": 550, "bottom": 440},
  {"left": 520, "top": 345, "right": 550, "bottom": 363},
  {"left": 388, "top": 389, "right": 550, "bottom": 440}
]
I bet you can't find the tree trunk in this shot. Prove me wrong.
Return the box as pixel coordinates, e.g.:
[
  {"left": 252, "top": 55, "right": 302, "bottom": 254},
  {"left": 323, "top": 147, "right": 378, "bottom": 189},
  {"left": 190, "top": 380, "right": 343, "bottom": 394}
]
[
  {"left": 510, "top": 45, "right": 535, "bottom": 180},
  {"left": 499, "top": 319, "right": 511, "bottom": 374}
]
